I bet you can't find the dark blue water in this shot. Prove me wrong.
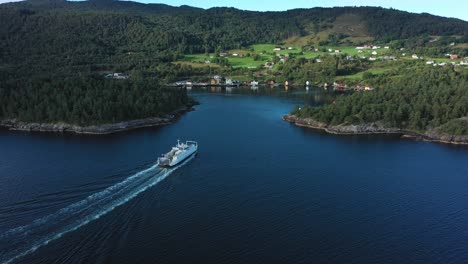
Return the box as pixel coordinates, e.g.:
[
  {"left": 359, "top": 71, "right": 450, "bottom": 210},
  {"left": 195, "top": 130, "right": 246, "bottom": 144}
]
[{"left": 1, "top": 87, "right": 468, "bottom": 263}]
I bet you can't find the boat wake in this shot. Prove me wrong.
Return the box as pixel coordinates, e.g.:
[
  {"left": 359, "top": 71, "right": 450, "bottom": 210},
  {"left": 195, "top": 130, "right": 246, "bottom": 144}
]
[{"left": 0, "top": 156, "right": 194, "bottom": 264}]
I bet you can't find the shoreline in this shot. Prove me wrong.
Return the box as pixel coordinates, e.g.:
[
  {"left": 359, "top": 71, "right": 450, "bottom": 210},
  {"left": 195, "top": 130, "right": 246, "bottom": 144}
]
[
  {"left": 0, "top": 105, "right": 195, "bottom": 135},
  {"left": 283, "top": 114, "right": 468, "bottom": 146}
]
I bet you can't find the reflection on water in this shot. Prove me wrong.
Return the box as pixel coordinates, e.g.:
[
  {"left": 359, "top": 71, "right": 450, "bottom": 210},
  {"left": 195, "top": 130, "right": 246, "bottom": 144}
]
[{"left": 187, "top": 86, "right": 339, "bottom": 107}]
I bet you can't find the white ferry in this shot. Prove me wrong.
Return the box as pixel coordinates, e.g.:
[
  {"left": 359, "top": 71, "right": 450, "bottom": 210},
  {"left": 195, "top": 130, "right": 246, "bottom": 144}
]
[{"left": 158, "top": 140, "right": 198, "bottom": 168}]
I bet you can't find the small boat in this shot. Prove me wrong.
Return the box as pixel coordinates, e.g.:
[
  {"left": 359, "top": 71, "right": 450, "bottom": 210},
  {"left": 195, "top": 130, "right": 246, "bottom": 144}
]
[{"left": 158, "top": 140, "right": 198, "bottom": 168}]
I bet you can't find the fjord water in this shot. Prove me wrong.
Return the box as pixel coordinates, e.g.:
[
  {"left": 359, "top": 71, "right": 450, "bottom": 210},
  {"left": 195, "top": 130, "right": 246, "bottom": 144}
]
[{"left": 1, "top": 87, "right": 468, "bottom": 264}]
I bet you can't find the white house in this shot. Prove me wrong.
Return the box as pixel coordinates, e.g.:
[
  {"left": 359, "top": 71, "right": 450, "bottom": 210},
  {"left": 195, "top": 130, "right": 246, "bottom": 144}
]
[
  {"left": 426, "top": 61, "right": 434, "bottom": 65},
  {"left": 384, "top": 46, "right": 390, "bottom": 49},
  {"left": 372, "top": 51, "right": 378, "bottom": 55},
  {"left": 232, "top": 53, "right": 239, "bottom": 57},
  {"left": 288, "top": 47, "right": 294, "bottom": 50},
  {"left": 369, "top": 57, "right": 377, "bottom": 61},
  {"left": 412, "top": 54, "right": 419, "bottom": 59}
]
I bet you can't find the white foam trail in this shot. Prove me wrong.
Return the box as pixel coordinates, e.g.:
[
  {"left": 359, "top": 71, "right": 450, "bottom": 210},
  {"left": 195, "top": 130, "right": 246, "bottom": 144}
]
[{"left": 0, "top": 156, "right": 194, "bottom": 264}]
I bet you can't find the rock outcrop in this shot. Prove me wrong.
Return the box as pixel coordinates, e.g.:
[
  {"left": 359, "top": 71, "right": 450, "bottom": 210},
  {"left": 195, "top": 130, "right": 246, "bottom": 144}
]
[
  {"left": 283, "top": 114, "right": 468, "bottom": 145},
  {"left": 0, "top": 106, "right": 194, "bottom": 135}
]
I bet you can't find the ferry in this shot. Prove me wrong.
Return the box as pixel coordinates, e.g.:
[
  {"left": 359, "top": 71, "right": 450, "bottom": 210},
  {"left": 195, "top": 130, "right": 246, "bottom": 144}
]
[{"left": 158, "top": 140, "right": 198, "bottom": 168}]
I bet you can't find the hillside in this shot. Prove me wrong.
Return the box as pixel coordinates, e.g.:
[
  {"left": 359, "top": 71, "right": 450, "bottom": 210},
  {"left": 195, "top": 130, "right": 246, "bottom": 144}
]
[
  {"left": 1, "top": 1, "right": 467, "bottom": 80},
  {"left": 2, "top": 0, "right": 202, "bottom": 15}
]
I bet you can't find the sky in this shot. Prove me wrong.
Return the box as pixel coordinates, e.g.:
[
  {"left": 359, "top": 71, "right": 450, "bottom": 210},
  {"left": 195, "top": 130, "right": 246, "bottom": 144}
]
[{"left": 0, "top": 0, "right": 466, "bottom": 21}]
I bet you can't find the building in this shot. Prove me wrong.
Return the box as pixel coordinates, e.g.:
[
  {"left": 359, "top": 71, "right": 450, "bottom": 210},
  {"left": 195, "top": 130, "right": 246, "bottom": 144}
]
[
  {"left": 412, "top": 54, "right": 419, "bottom": 59},
  {"left": 372, "top": 51, "right": 378, "bottom": 55},
  {"left": 273, "top": 47, "right": 284, "bottom": 51},
  {"left": 211, "top": 75, "right": 223, "bottom": 85},
  {"left": 451, "top": 54, "right": 459, "bottom": 60},
  {"left": 264, "top": 62, "right": 275, "bottom": 69},
  {"left": 426, "top": 61, "right": 435, "bottom": 65},
  {"left": 219, "top": 52, "right": 228, "bottom": 57}
]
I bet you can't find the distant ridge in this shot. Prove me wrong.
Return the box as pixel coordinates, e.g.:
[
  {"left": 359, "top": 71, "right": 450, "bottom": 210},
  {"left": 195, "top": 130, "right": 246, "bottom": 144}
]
[{"left": 2, "top": 0, "right": 203, "bottom": 15}]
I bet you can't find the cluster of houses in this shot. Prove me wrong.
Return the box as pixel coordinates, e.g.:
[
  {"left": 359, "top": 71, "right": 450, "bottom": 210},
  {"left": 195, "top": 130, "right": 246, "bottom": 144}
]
[
  {"left": 273, "top": 46, "right": 295, "bottom": 51},
  {"left": 355, "top": 45, "right": 390, "bottom": 54},
  {"left": 219, "top": 52, "right": 244, "bottom": 57},
  {"left": 104, "top": 73, "right": 129, "bottom": 80}
]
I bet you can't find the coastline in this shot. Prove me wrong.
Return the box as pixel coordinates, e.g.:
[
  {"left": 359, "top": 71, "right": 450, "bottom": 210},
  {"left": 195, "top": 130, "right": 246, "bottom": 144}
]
[
  {"left": 283, "top": 114, "right": 468, "bottom": 146},
  {"left": 0, "top": 105, "right": 195, "bottom": 135}
]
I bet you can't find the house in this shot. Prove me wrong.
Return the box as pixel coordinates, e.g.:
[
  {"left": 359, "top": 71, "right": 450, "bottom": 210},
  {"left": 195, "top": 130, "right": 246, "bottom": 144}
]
[
  {"left": 328, "top": 49, "right": 333, "bottom": 52},
  {"left": 372, "top": 46, "right": 380, "bottom": 50},
  {"left": 450, "top": 42, "right": 456, "bottom": 46},
  {"left": 450, "top": 54, "right": 459, "bottom": 59},
  {"left": 264, "top": 62, "right": 275, "bottom": 69},
  {"left": 112, "top": 73, "right": 128, "bottom": 80},
  {"left": 219, "top": 52, "right": 228, "bottom": 57},
  {"left": 382, "top": 56, "right": 396, "bottom": 61},
  {"left": 225, "top": 79, "right": 233, "bottom": 85},
  {"left": 372, "top": 51, "right": 378, "bottom": 55},
  {"left": 460, "top": 61, "right": 468, "bottom": 66},
  {"left": 288, "top": 47, "right": 294, "bottom": 50},
  {"left": 273, "top": 47, "right": 284, "bottom": 51},
  {"left": 232, "top": 53, "right": 239, "bottom": 57},
  {"left": 369, "top": 57, "right": 377, "bottom": 61},
  {"left": 412, "top": 54, "right": 419, "bottom": 59},
  {"left": 358, "top": 50, "right": 363, "bottom": 53},
  {"left": 426, "top": 61, "right": 435, "bottom": 65},
  {"left": 384, "top": 46, "right": 390, "bottom": 49},
  {"left": 211, "top": 75, "right": 223, "bottom": 85},
  {"left": 314, "top": 48, "right": 319, "bottom": 52},
  {"left": 438, "top": 62, "right": 447, "bottom": 66},
  {"left": 365, "top": 86, "right": 374, "bottom": 91},
  {"left": 335, "top": 50, "right": 341, "bottom": 53},
  {"left": 356, "top": 47, "right": 364, "bottom": 50},
  {"left": 316, "top": 59, "right": 322, "bottom": 63}
]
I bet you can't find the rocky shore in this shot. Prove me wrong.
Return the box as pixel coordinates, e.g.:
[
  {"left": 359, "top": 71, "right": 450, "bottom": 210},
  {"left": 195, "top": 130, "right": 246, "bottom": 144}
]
[
  {"left": 0, "top": 106, "right": 195, "bottom": 135},
  {"left": 283, "top": 114, "right": 468, "bottom": 145}
]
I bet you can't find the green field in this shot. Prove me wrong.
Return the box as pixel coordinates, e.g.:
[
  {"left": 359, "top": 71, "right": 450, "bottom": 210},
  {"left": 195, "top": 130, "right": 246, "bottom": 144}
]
[{"left": 179, "top": 43, "right": 461, "bottom": 81}]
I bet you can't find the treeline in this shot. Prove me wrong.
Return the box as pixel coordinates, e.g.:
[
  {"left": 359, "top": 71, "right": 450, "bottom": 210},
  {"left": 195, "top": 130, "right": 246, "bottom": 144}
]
[
  {"left": 293, "top": 67, "right": 468, "bottom": 134},
  {"left": 0, "top": 76, "right": 191, "bottom": 125}
]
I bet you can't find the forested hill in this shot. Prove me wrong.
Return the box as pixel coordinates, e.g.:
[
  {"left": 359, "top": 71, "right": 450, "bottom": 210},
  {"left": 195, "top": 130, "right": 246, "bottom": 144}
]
[
  {"left": 1, "top": 1, "right": 467, "bottom": 79},
  {"left": 2, "top": 0, "right": 202, "bottom": 15}
]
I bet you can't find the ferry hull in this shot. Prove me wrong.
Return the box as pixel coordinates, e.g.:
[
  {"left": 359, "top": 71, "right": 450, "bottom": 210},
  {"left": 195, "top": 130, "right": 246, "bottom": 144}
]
[{"left": 159, "top": 149, "right": 197, "bottom": 168}]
